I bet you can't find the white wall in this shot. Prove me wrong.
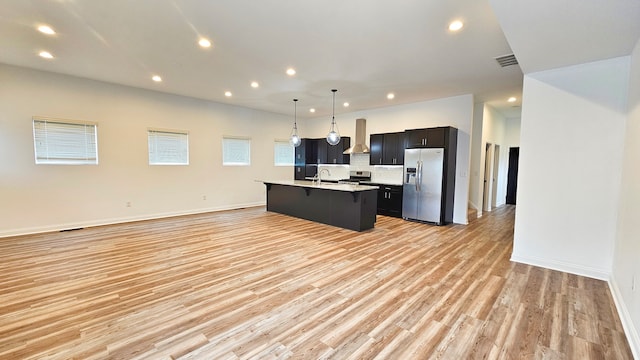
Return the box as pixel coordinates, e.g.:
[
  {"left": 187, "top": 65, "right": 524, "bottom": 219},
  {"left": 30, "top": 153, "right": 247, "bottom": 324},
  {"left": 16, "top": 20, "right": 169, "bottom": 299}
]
[
  {"left": 301, "top": 94, "right": 474, "bottom": 224},
  {"left": 0, "top": 65, "right": 293, "bottom": 237},
  {"left": 468, "top": 103, "right": 485, "bottom": 212},
  {"left": 612, "top": 39, "right": 640, "bottom": 358},
  {"left": 505, "top": 117, "right": 522, "bottom": 148},
  {"left": 512, "top": 56, "right": 629, "bottom": 280},
  {"left": 469, "top": 104, "right": 520, "bottom": 216}
]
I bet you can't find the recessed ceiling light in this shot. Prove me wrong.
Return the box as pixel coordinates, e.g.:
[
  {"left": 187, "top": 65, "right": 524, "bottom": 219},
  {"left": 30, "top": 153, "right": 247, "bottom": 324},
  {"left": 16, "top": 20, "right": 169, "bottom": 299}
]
[
  {"left": 152, "top": 75, "right": 162, "bottom": 82},
  {"left": 39, "top": 51, "right": 53, "bottom": 59},
  {"left": 309, "top": 108, "right": 316, "bottom": 113},
  {"left": 37, "top": 25, "right": 55, "bottom": 35},
  {"left": 286, "top": 68, "right": 296, "bottom": 76},
  {"left": 250, "top": 81, "right": 259, "bottom": 88},
  {"left": 343, "top": 102, "right": 349, "bottom": 107},
  {"left": 387, "top": 93, "right": 395, "bottom": 100},
  {"left": 449, "top": 20, "right": 464, "bottom": 32},
  {"left": 198, "top": 38, "right": 211, "bottom": 48},
  {"left": 508, "top": 96, "right": 517, "bottom": 102},
  {"left": 224, "top": 91, "right": 232, "bottom": 97}
]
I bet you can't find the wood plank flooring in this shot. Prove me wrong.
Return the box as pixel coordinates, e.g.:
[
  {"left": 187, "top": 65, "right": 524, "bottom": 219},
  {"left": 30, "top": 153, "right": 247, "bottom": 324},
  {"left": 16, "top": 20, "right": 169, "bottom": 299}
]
[{"left": 0, "top": 206, "right": 632, "bottom": 359}]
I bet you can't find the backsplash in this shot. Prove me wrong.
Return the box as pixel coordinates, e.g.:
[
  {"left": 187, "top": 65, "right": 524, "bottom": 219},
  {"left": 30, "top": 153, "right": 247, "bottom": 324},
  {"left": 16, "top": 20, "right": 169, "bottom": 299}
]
[
  {"left": 318, "top": 153, "right": 403, "bottom": 185},
  {"left": 316, "top": 164, "right": 349, "bottom": 181}
]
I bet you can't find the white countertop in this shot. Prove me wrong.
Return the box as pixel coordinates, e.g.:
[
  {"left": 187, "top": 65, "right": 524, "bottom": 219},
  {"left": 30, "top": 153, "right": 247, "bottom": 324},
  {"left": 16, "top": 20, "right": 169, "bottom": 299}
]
[
  {"left": 302, "top": 178, "right": 403, "bottom": 187},
  {"left": 262, "top": 180, "right": 378, "bottom": 192},
  {"left": 361, "top": 181, "right": 403, "bottom": 186}
]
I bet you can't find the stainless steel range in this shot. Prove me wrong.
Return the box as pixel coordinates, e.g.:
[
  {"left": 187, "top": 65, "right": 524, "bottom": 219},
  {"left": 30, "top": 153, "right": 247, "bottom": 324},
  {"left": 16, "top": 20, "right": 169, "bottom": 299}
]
[{"left": 338, "top": 170, "right": 372, "bottom": 185}]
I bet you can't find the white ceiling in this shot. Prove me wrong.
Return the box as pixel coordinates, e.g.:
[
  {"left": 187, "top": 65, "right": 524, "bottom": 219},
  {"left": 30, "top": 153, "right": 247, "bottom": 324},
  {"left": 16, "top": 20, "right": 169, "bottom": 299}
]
[
  {"left": 490, "top": 0, "right": 640, "bottom": 74},
  {"left": 1, "top": 1, "right": 637, "bottom": 120}
]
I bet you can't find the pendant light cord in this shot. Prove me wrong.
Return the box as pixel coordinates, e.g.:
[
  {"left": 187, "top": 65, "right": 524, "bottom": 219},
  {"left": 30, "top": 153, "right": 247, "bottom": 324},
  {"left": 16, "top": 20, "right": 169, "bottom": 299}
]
[
  {"left": 294, "top": 98, "right": 298, "bottom": 130},
  {"left": 331, "top": 89, "right": 337, "bottom": 127}
]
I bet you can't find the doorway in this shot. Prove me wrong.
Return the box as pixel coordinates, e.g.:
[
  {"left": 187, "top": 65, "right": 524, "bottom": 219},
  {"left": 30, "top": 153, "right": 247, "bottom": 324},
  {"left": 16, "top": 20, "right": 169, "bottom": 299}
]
[{"left": 506, "top": 147, "right": 520, "bottom": 205}]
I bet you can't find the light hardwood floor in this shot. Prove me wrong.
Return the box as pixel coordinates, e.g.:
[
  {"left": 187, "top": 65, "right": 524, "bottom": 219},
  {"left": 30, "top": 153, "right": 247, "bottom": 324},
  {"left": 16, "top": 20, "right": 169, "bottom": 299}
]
[{"left": 0, "top": 206, "right": 632, "bottom": 359}]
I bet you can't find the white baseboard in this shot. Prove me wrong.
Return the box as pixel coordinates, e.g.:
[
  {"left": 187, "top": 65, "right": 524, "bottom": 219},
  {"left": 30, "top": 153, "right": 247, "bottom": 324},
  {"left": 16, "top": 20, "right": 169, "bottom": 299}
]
[
  {"left": 510, "top": 254, "right": 610, "bottom": 281},
  {"left": 0, "top": 201, "right": 266, "bottom": 238},
  {"left": 609, "top": 278, "right": 640, "bottom": 359}
]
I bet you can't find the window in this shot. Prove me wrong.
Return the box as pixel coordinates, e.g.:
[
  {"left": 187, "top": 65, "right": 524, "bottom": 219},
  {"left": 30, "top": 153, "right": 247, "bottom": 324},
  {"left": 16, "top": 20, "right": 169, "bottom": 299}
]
[
  {"left": 148, "top": 129, "right": 189, "bottom": 165},
  {"left": 274, "top": 140, "right": 294, "bottom": 166},
  {"left": 222, "top": 136, "right": 251, "bottom": 166},
  {"left": 33, "top": 117, "right": 98, "bottom": 165}
]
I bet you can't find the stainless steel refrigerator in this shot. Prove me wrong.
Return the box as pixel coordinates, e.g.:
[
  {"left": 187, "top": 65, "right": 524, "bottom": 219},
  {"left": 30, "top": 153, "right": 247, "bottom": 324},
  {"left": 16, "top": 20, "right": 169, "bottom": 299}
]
[{"left": 402, "top": 148, "right": 445, "bottom": 224}]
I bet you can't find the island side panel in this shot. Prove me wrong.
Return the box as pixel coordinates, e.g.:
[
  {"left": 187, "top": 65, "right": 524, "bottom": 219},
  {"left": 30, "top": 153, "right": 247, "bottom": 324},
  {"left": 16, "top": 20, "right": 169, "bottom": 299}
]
[{"left": 330, "top": 190, "right": 377, "bottom": 231}]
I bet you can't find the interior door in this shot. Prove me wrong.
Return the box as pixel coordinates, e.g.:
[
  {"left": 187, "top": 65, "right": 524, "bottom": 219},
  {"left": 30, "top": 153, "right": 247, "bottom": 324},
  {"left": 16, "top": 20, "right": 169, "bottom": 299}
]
[{"left": 506, "top": 147, "right": 519, "bottom": 204}]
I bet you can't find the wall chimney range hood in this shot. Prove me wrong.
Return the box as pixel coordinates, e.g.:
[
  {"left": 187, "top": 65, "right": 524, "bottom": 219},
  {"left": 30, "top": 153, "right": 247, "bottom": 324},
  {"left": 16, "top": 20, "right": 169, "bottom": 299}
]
[{"left": 343, "top": 118, "right": 370, "bottom": 154}]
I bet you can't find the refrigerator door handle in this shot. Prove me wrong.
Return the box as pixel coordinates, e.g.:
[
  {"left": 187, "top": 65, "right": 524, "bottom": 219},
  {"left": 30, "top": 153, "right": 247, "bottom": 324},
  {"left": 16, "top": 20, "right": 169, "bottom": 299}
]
[
  {"left": 416, "top": 161, "right": 419, "bottom": 192},
  {"left": 417, "top": 160, "right": 423, "bottom": 192}
]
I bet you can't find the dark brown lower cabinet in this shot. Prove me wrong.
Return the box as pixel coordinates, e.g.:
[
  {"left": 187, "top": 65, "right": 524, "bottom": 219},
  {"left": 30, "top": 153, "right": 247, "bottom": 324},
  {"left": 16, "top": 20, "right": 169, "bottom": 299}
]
[{"left": 375, "top": 184, "right": 403, "bottom": 218}]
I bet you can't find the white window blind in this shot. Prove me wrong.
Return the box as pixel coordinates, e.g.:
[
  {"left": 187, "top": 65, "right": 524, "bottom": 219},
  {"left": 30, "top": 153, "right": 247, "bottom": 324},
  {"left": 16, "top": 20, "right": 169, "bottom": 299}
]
[
  {"left": 148, "top": 129, "right": 189, "bottom": 165},
  {"left": 33, "top": 117, "right": 98, "bottom": 165},
  {"left": 274, "top": 140, "right": 294, "bottom": 166},
  {"left": 222, "top": 137, "right": 251, "bottom": 166}
]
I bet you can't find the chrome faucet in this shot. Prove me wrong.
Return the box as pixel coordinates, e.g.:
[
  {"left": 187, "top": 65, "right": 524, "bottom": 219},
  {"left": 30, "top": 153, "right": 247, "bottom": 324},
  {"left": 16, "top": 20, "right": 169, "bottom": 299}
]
[{"left": 318, "top": 168, "right": 331, "bottom": 184}]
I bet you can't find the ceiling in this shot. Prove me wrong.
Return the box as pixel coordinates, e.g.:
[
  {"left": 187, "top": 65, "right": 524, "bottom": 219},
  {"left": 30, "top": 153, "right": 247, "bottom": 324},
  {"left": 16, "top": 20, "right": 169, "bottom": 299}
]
[
  {"left": 1, "top": 1, "right": 637, "bottom": 120},
  {"left": 490, "top": 0, "right": 640, "bottom": 75}
]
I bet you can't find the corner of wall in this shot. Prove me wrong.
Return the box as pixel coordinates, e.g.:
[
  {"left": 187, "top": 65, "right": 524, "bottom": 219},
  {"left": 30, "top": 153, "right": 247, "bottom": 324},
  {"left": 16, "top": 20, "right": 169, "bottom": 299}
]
[{"left": 510, "top": 253, "right": 610, "bottom": 281}]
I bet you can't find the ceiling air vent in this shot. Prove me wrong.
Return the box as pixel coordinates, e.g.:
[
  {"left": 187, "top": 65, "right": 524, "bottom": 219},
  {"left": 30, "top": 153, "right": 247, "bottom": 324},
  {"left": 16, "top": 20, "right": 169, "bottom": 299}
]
[{"left": 495, "top": 54, "right": 518, "bottom": 67}]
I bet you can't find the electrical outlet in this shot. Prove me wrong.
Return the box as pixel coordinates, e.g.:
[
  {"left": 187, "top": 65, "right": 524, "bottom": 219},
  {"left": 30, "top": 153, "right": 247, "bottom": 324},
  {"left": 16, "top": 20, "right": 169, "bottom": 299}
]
[
  {"left": 203, "top": 195, "right": 207, "bottom": 200},
  {"left": 126, "top": 201, "right": 131, "bottom": 207}
]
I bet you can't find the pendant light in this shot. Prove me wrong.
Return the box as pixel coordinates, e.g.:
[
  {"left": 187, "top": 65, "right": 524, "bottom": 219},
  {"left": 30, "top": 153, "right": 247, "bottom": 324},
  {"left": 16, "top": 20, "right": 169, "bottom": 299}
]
[
  {"left": 289, "top": 98, "right": 301, "bottom": 147},
  {"left": 326, "top": 89, "right": 341, "bottom": 145}
]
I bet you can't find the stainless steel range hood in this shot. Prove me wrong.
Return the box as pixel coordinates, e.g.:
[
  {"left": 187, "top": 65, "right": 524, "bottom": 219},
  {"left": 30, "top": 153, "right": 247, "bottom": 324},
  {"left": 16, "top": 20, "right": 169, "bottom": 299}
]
[{"left": 343, "top": 118, "right": 370, "bottom": 154}]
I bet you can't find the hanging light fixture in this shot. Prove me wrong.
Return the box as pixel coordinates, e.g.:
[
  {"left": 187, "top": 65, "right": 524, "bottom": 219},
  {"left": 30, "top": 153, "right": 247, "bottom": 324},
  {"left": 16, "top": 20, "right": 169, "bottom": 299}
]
[
  {"left": 326, "top": 89, "right": 341, "bottom": 145},
  {"left": 289, "top": 98, "right": 301, "bottom": 147}
]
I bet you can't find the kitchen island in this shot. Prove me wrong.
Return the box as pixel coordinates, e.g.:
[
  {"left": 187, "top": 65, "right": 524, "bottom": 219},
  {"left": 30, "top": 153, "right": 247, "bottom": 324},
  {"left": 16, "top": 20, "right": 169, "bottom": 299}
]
[{"left": 262, "top": 180, "right": 378, "bottom": 231}]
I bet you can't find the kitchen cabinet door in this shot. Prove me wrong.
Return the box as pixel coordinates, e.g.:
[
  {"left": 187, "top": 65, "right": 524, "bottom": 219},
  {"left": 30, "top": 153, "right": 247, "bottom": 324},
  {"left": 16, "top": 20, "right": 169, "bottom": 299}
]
[
  {"left": 426, "top": 128, "right": 446, "bottom": 148},
  {"left": 376, "top": 185, "right": 403, "bottom": 218},
  {"left": 294, "top": 140, "right": 306, "bottom": 166},
  {"left": 316, "top": 140, "right": 327, "bottom": 164},
  {"left": 395, "top": 132, "right": 406, "bottom": 164},
  {"left": 382, "top": 133, "right": 398, "bottom": 164},
  {"left": 383, "top": 132, "right": 404, "bottom": 165},
  {"left": 405, "top": 128, "right": 428, "bottom": 148},
  {"left": 377, "top": 187, "right": 387, "bottom": 213},
  {"left": 405, "top": 127, "right": 448, "bottom": 148},
  {"left": 387, "top": 185, "right": 403, "bottom": 217},
  {"left": 369, "top": 134, "right": 383, "bottom": 165},
  {"left": 325, "top": 137, "right": 350, "bottom": 164}
]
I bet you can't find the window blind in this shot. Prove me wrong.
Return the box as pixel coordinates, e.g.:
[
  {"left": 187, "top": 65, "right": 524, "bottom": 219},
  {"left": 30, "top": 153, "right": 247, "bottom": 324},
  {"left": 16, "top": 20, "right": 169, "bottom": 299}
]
[
  {"left": 274, "top": 140, "right": 294, "bottom": 166},
  {"left": 148, "top": 129, "right": 189, "bottom": 165},
  {"left": 222, "top": 137, "right": 251, "bottom": 166},
  {"left": 33, "top": 117, "right": 98, "bottom": 165}
]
